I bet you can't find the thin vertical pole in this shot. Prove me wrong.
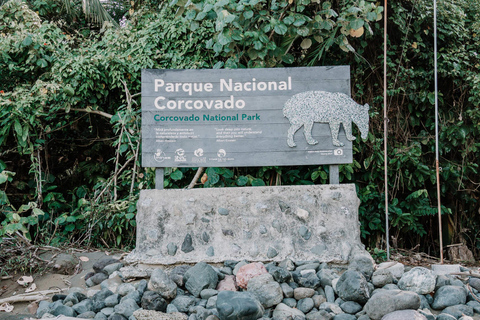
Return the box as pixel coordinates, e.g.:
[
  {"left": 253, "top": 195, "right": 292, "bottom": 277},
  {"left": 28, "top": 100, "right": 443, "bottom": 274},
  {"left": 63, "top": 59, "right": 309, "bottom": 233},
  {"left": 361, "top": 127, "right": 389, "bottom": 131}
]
[
  {"left": 384, "top": 0, "right": 390, "bottom": 260},
  {"left": 433, "top": 0, "right": 444, "bottom": 264}
]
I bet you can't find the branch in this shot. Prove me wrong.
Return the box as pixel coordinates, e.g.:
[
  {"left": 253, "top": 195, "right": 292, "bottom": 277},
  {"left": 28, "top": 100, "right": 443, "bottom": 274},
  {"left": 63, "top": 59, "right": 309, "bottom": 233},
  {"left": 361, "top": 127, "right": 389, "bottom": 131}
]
[
  {"left": 188, "top": 167, "right": 204, "bottom": 189},
  {"left": 0, "top": 288, "right": 67, "bottom": 304},
  {"left": 69, "top": 108, "right": 113, "bottom": 119}
]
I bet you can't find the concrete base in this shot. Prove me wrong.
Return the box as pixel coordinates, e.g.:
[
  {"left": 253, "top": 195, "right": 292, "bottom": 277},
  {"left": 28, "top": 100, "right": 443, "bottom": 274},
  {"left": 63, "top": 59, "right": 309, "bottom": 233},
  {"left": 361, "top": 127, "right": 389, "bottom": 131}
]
[{"left": 126, "top": 184, "right": 367, "bottom": 265}]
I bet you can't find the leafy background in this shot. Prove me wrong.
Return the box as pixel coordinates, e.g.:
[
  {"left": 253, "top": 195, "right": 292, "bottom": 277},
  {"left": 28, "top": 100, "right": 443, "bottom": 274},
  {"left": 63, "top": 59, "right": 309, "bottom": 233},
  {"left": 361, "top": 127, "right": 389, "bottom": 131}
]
[{"left": 0, "top": 0, "right": 479, "bottom": 258}]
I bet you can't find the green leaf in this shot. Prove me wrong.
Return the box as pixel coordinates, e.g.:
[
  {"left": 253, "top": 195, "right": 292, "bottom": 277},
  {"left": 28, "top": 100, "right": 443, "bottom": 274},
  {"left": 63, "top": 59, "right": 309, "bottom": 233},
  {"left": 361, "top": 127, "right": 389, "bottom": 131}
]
[
  {"left": 0, "top": 172, "right": 7, "bottom": 184},
  {"left": 282, "top": 53, "right": 294, "bottom": 64},
  {"left": 64, "top": 85, "right": 75, "bottom": 96},
  {"left": 170, "top": 169, "right": 183, "bottom": 181},
  {"left": 36, "top": 59, "right": 48, "bottom": 68},
  {"left": 252, "top": 178, "right": 265, "bottom": 186},
  {"left": 236, "top": 175, "right": 248, "bottom": 186},
  {"left": 14, "top": 120, "right": 22, "bottom": 138},
  {"left": 65, "top": 224, "right": 75, "bottom": 231},
  {"left": 274, "top": 23, "right": 288, "bottom": 35},
  {"left": 366, "top": 11, "right": 377, "bottom": 21},
  {"left": 32, "top": 208, "right": 45, "bottom": 216},
  {"left": 349, "top": 19, "right": 364, "bottom": 30},
  {"left": 22, "top": 35, "right": 33, "bottom": 47},
  {"left": 244, "top": 10, "right": 253, "bottom": 19}
]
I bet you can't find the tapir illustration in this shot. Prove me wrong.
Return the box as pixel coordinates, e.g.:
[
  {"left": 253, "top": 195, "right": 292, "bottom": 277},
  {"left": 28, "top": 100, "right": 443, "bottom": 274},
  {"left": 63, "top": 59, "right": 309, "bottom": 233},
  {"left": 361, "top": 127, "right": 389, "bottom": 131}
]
[{"left": 283, "top": 91, "right": 370, "bottom": 147}]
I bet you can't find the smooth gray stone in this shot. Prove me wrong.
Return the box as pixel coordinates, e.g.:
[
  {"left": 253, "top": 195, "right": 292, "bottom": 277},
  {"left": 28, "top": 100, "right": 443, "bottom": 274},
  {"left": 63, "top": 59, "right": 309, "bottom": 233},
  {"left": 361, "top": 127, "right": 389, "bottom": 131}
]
[
  {"left": 268, "top": 265, "right": 292, "bottom": 283},
  {"left": 201, "top": 289, "right": 218, "bottom": 300},
  {"left": 305, "top": 310, "right": 332, "bottom": 320},
  {"left": 77, "top": 311, "right": 96, "bottom": 319},
  {"left": 91, "top": 273, "right": 109, "bottom": 285},
  {"left": 206, "top": 296, "right": 218, "bottom": 309},
  {"left": 336, "top": 270, "right": 370, "bottom": 304},
  {"left": 381, "top": 310, "right": 427, "bottom": 320},
  {"left": 36, "top": 300, "right": 51, "bottom": 318},
  {"left": 141, "top": 291, "right": 167, "bottom": 312},
  {"left": 72, "top": 299, "right": 93, "bottom": 314},
  {"left": 297, "top": 273, "right": 321, "bottom": 290},
  {"left": 419, "top": 295, "right": 430, "bottom": 309},
  {"left": 297, "top": 298, "right": 314, "bottom": 314},
  {"left": 442, "top": 304, "right": 474, "bottom": 318},
  {"left": 469, "top": 278, "right": 480, "bottom": 291},
  {"left": 104, "top": 263, "right": 124, "bottom": 276},
  {"left": 339, "top": 301, "right": 362, "bottom": 314},
  {"left": 282, "top": 298, "right": 297, "bottom": 308},
  {"left": 148, "top": 268, "right": 178, "bottom": 299},
  {"left": 317, "top": 269, "right": 339, "bottom": 288},
  {"left": 281, "top": 283, "right": 294, "bottom": 298},
  {"left": 166, "top": 304, "right": 179, "bottom": 313},
  {"left": 272, "top": 303, "right": 305, "bottom": 320},
  {"left": 324, "top": 286, "right": 335, "bottom": 303},
  {"left": 348, "top": 253, "right": 374, "bottom": 281},
  {"left": 332, "top": 314, "right": 356, "bottom": 320},
  {"left": 397, "top": 267, "right": 436, "bottom": 295},
  {"left": 436, "top": 314, "right": 457, "bottom": 320},
  {"left": 184, "top": 262, "right": 219, "bottom": 298},
  {"left": 118, "top": 283, "right": 136, "bottom": 296},
  {"left": 51, "top": 304, "right": 76, "bottom": 317},
  {"left": 364, "top": 290, "right": 420, "bottom": 320},
  {"left": 105, "top": 294, "right": 121, "bottom": 307},
  {"left": 371, "top": 269, "right": 394, "bottom": 288},
  {"left": 113, "top": 298, "right": 140, "bottom": 318},
  {"left": 121, "top": 291, "right": 141, "bottom": 305},
  {"left": 171, "top": 295, "right": 196, "bottom": 313},
  {"left": 136, "top": 280, "right": 148, "bottom": 295},
  {"left": 219, "top": 267, "right": 233, "bottom": 275},
  {"left": 102, "top": 307, "right": 115, "bottom": 316},
  {"left": 108, "top": 314, "right": 128, "bottom": 320},
  {"left": 467, "top": 300, "right": 480, "bottom": 313},
  {"left": 247, "top": 273, "right": 283, "bottom": 309},
  {"left": 432, "top": 285, "right": 467, "bottom": 310},
  {"left": 278, "top": 258, "right": 295, "bottom": 271},
  {"left": 170, "top": 265, "right": 191, "bottom": 287},
  {"left": 296, "top": 263, "right": 320, "bottom": 272},
  {"left": 95, "top": 312, "right": 108, "bottom": 320},
  {"left": 64, "top": 291, "right": 87, "bottom": 305},
  {"left": 93, "top": 258, "right": 120, "bottom": 273},
  {"left": 216, "top": 291, "right": 264, "bottom": 320},
  {"left": 319, "top": 302, "right": 342, "bottom": 314},
  {"left": 182, "top": 233, "right": 194, "bottom": 253}
]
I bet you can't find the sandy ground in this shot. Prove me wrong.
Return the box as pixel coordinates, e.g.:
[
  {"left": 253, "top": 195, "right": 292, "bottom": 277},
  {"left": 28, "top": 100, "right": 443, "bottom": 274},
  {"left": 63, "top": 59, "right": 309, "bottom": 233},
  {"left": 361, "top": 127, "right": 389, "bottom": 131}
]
[{"left": 0, "top": 250, "right": 123, "bottom": 319}]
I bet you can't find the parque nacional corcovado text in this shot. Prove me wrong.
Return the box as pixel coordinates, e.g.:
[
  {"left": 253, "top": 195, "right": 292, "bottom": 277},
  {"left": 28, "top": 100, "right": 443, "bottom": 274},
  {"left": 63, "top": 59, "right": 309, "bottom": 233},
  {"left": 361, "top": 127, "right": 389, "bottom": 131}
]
[{"left": 152, "top": 77, "right": 292, "bottom": 122}]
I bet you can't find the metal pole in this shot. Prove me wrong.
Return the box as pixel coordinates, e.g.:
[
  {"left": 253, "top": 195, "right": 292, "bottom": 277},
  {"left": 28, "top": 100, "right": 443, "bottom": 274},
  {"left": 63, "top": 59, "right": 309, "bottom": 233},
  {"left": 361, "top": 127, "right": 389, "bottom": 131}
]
[
  {"left": 384, "top": 0, "right": 390, "bottom": 261},
  {"left": 433, "top": 0, "right": 444, "bottom": 264}
]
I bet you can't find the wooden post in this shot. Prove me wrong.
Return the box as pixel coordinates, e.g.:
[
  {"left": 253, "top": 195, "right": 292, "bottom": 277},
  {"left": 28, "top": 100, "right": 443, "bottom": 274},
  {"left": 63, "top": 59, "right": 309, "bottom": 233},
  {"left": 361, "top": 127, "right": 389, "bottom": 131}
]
[
  {"left": 329, "top": 165, "right": 339, "bottom": 184},
  {"left": 155, "top": 168, "right": 164, "bottom": 190}
]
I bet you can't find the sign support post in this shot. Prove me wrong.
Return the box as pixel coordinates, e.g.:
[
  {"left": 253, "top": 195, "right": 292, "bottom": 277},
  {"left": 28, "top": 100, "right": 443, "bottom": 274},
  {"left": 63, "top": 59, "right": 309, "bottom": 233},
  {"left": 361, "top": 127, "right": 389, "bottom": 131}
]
[
  {"left": 329, "top": 165, "right": 339, "bottom": 184},
  {"left": 155, "top": 168, "right": 164, "bottom": 190}
]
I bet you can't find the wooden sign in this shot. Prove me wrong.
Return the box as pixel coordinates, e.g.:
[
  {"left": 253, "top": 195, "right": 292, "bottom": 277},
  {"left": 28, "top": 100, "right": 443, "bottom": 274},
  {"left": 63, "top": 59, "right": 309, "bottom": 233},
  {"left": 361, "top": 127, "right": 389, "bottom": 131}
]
[{"left": 142, "top": 66, "right": 369, "bottom": 169}]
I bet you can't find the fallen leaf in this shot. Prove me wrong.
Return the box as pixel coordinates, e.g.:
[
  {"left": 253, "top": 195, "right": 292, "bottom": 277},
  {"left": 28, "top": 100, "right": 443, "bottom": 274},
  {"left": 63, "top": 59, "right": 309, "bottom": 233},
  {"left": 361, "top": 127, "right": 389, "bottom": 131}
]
[
  {"left": 201, "top": 173, "right": 208, "bottom": 184},
  {"left": 17, "top": 276, "right": 33, "bottom": 286},
  {"left": 79, "top": 256, "right": 89, "bottom": 262},
  {"left": 25, "top": 283, "right": 36, "bottom": 293},
  {"left": 349, "top": 26, "right": 364, "bottom": 38},
  {"left": 412, "top": 42, "right": 418, "bottom": 49},
  {"left": 0, "top": 303, "right": 14, "bottom": 312}
]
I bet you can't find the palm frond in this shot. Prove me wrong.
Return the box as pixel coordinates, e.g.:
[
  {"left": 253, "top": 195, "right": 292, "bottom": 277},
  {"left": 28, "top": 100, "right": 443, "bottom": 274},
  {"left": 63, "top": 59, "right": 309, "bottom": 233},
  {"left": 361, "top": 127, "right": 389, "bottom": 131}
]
[{"left": 82, "top": 0, "right": 120, "bottom": 28}]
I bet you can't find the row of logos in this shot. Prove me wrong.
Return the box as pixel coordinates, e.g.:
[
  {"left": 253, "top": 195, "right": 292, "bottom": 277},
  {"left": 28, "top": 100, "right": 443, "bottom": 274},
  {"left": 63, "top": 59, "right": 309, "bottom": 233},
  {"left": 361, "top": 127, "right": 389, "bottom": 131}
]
[{"left": 154, "top": 148, "right": 227, "bottom": 163}]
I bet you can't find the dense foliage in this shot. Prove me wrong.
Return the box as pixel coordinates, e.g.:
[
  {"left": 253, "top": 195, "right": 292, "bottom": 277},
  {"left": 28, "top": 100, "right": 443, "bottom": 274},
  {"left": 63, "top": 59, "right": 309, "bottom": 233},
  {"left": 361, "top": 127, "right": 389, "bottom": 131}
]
[{"left": 0, "top": 0, "right": 479, "bottom": 258}]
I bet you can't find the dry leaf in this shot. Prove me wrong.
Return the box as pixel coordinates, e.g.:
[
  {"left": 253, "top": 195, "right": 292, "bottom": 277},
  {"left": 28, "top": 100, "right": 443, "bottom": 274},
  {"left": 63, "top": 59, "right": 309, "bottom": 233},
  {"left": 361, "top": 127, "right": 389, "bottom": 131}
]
[
  {"left": 349, "top": 26, "right": 364, "bottom": 38},
  {"left": 0, "top": 303, "right": 14, "bottom": 313},
  {"left": 25, "top": 283, "right": 37, "bottom": 293},
  {"left": 412, "top": 42, "right": 418, "bottom": 49},
  {"left": 17, "top": 276, "right": 33, "bottom": 286},
  {"left": 79, "top": 256, "right": 89, "bottom": 262},
  {"left": 201, "top": 173, "right": 208, "bottom": 184}
]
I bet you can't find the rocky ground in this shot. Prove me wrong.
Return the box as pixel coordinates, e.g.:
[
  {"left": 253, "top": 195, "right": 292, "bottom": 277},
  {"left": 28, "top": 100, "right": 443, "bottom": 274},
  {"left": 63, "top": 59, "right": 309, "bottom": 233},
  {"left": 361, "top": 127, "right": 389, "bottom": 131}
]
[{"left": 1, "top": 250, "right": 480, "bottom": 320}]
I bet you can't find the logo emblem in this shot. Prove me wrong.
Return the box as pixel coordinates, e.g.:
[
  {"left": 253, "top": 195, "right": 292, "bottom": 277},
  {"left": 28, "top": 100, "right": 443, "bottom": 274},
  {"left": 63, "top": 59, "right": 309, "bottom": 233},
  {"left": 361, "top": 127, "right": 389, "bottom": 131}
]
[
  {"left": 175, "top": 148, "right": 186, "bottom": 162},
  {"left": 334, "top": 148, "right": 343, "bottom": 156},
  {"left": 194, "top": 148, "right": 204, "bottom": 157},
  {"left": 154, "top": 149, "right": 167, "bottom": 162},
  {"left": 217, "top": 149, "right": 226, "bottom": 158}
]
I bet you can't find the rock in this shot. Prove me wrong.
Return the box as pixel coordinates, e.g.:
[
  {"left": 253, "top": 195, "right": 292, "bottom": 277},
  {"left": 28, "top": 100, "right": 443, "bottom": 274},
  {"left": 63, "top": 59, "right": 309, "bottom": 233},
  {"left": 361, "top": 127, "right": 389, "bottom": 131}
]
[
  {"left": 282, "top": 298, "right": 297, "bottom": 308},
  {"left": 206, "top": 296, "right": 217, "bottom": 309},
  {"left": 166, "top": 304, "right": 179, "bottom": 313},
  {"left": 339, "top": 301, "right": 362, "bottom": 314},
  {"left": 278, "top": 258, "right": 296, "bottom": 271},
  {"left": 167, "top": 243, "right": 178, "bottom": 256},
  {"left": 108, "top": 314, "right": 128, "bottom": 320},
  {"left": 336, "top": 270, "right": 370, "bottom": 304},
  {"left": 168, "top": 265, "right": 190, "bottom": 287},
  {"left": 141, "top": 291, "right": 167, "bottom": 312},
  {"left": 441, "top": 304, "right": 474, "bottom": 318},
  {"left": 272, "top": 303, "right": 306, "bottom": 320},
  {"left": 92, "top": 288, "right": 114, "bottom": 312},
  {"left": 95, "top": 312, "right": 108, "bottom": 320},
  {"left": 148, "top": 268, "right": 178, "bottom": 299},
  {"left": 432, "top": 285, "right": 467, "bottom": 310},
  {"left": 306, "top": 310, "right": 333, "bottom": 320},
  {"left": 118, "top": 283, "right": 136, "bottom": 296},
  {"left": 281, "top": 283, "right": 294, "bottom": 298},
  {"left": 102, "top": 307, "right": 115, "bottom": 316},
  {"left": 297, "top": 273, "right": 321, "bottom": 289},
  {"left": 133, "top": 310, "right": 188, "bottom": 320},
  {"left": 64, "top": 291, "right": 87, "bottom": 305},
  {"left": 470, "top": 278, "right": 480, "bottom": 292},
  {"left": 78, "top": 311, "right": 96, "bottom": 319},
  {"left": 348, "top": 253, "right": 374, "bottom": 281},
  {"left": 52, "top": 294, "right": 67, "bottom": 301},
  {"left": 181, "top": 233, "right": 194, "bottom": 253},
  {"left": 72, "top": 299, "right": 93, "bottom": 314},
  {"left": 51, "top": 304, "right": 76, "bottom": 317},
  {"left": 312, "top": 295, "right": 326, "bottom": 309},
  {"left": 247, "top": 273, "right": 283, "bottom": 309},
  {"left": 119, "top": 266, "right": 153, "bottom": 280},
  {"left": 104, "top": 263, "right": 124, "bottom": 276},
  {"left": 467, "top": 300, "right": 480, "bottom": 313},
  {"left": 364, "top": 290, "right": 420, "bottom": 320},
  {"left": 267, "top": 265, "right": 292, "bottom": 283},
  {"left": 459, "top": 316, "right": 474, "bottom": 320},
  {"left": 216, "top": 291, "right": 264, "bottom": 320},
  {"left": 377, "top": 262, "right": 405, "bottom": 280},
  {"left": 436, "top": 314, "right": 457, "bottom": 320},
  {"left": 137, "top": 280, "right": 148, "bottom": 295},
  {"left": 297, "top": 298, "right": 315, "bottom": 313},
  {"left": 381, "top": 310, "right": 427, "bottom": 320},
  {"left": 217, "top": 275, "right": 237, "bottom": 291},
  {"left": 93, "top": 258, "right": 120, "bottom": 273},
  {"left": 171, "top": 295, "right": 196, "bottom": 313},
  {"left": 317, "top": 269, "right": 339, "bottom": 288},
  {"left": 294, "top": 288, "right": 316, "bottom": 300},
  {"left": 37, "top": 301, "right": 51, "bottom": 318},
  {"left": 319, "top": 302, "right": 342, "bottom": 314},
  {"left": 184, "top": 262, "right": 219, "bottom": 297},
  {"left": 101, "top": 275, "right": 124, "bottom": 293},
  {"left": 121, "top": 290, "right": 141, "bottom": 305},
  {"left": 324, "top": 286, "right": 335, "bottom": 303},
  {"left": 371, "top": 269, "right": 394, "bottom": 288},
  {"left": 236, "top": 263, "right": 268, "bottom": 289},
  {"left": 397, "top": 267, "right": 436, "bottom": 295},
  {"left": 113, "top": 298, "right": 140, "bottom": 318},
  {"left": 232, "top": 261, "right": 249, "bottom": 275},
  {"left": 332, "top": 315, "right": 356, "bottom": 320},
  {"left": 52, "top": 253, "right": 79, "bottom": 275},
  {"left": 201, "top": 289, "right": 218, "bottom": 300},
  {"left": 297, "top": 263, "right": 320, "bottom": 272},
  {"left": 90, "top": 273, "right": 109, "bottom": 285}
]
